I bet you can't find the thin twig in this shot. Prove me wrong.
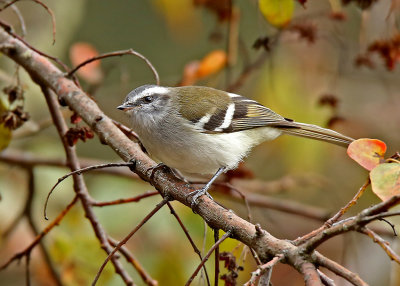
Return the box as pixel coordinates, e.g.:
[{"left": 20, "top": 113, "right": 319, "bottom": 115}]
[
  {"left": 325, "top": 178, "right": 370, "bottom": 226},
  {"left": 108, "top": 238, "right": 158, "bottom": 286},
  {"left": 315, "top": 252, "right": 368, "bottom": 286},
  {"left": 166, "top": 202, "right": 210, "bottom": 286},
  {"left": 25, "top": 168, "right": 63, "bottom": 286},
  {"left": 360, "top": 227, "right": 400, "bottom": 264},
  {"left": 318, "top": 269, "right": 335, "bottom": 286},
  {"left": 0, "top": 0, "right": 26, "bottom": 37},
  {"left": 92, "top": 197, "right": 169, "bottom": 286},
  {"left": 44, "top": 162, "right": 133, "bottom": 219},
  {"left": 294, "top": 178, "right": 370, "bottom": 245},
  {"left": 92, "top": 191, "right": 159, "bottom": 207},
  {"left": 226, "top": 32, "right": 281, "bottom": 93},
  {"left": 67, "top": 49, "right": 160, "bottom": 85},
  {"left": 42, "top": 87, "right": 134, "bottom": 284},
  {"left": 244, "top": 255, "right": 283, "bottom": 286},
  {"left": 0, "top": 196, "right": 78, "bottom": 270},
  {"left": 0, "top": 150, "right": 139, "bottom": 178},
  {"left": 0, "top": 19, "right": 68, "bottom": 71},
  {"left": 212, "top": 182, "right": 330, "bottom": 222},
  {"left": 185, "top": 231, "right": 231, "bottom": 286},
  {"left": 113, "top": 119, "right": 139, "bottom": 141},
  {"left": 0, "top": 0, "right": 56, "bottom": 44},
  {"left": 214, "top": 229, "right": 220, "bottom": 286},
  {"left": 219, "top": 182, "right": 252, "bottom": 222}
]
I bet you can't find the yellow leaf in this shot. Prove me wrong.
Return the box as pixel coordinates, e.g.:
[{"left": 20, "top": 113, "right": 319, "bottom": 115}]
[
  {"left": 370, "top": 163, "right": 400, "bottom": 201},
  {"left": 259, "top": 0, "right": 294, "bottom": 28},
  {"left": 0, "top": 123, "right": 11, "bottom": 151},
  {"left": 152, "top": 0, "right": 199, "bottom": 35}
]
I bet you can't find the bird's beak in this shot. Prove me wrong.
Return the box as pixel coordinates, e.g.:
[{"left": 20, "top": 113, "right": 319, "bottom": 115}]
[{"left": 117, "top": 104, "right": 126, "bottom": 110}]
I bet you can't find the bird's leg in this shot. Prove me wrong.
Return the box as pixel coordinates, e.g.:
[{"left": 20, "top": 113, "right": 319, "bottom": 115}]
[{"left": 187, "top": 167, "right": 226, "bottom": 206}]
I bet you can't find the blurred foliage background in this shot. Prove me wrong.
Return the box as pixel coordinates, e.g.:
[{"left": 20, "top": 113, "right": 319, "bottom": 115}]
[{"left": 1, "top": 0, "right": 400, "bottom": 285}]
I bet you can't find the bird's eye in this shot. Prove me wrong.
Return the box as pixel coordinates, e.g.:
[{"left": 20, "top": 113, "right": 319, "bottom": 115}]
[{"left": 143, "top": 96, "right": 153, "bottom": 103}]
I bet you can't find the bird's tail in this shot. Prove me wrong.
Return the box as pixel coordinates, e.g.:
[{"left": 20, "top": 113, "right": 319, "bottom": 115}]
[{"left": 278, "top": 122, "right": 354, "bottom": 147}]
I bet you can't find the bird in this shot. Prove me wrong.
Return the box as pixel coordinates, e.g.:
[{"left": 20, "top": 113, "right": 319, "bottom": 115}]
[{"left": 117, "top": 84, "right": 354, "bottom": 204}]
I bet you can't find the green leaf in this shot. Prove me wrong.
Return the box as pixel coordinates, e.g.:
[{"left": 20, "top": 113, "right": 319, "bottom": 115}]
[
  {"left": 370, "top": 163, "right": 400, "bottom": 201},
  {"left": 259, "top": 0, "right": 294, "bottom": 28}
]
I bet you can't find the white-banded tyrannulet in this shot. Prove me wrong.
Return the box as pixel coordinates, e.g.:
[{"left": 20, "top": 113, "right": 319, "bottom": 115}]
[{"left": 118, "top": 85, "right": 353, "bottom": 204}]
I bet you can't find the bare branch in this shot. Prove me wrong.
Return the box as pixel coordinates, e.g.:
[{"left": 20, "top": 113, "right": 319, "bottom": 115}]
[
  {"left": 108, "top": 238, "right": 158, "bottom": 286},
  {"left": 0, "top": 0, "right": 56, "bottom": 44},
  {"left": 185, "top": 230, "right": 232, "bottom": 286},
  {"left": 66, "top": 49, "right": 160, "bottom": 85},
  {"left": 0, "top": 196, "right": 78, "bottom": 270},
  {"left": 166, "top": 202, "right": 210, "bottom": 286},
  {"left": 92, "top": 191, "right": 159, "bottom": 207},
  {"left": 42, "top": 86, "right": 134, "bottom": 285},
  {"left": 44, "top": 162, "right": 134, "bottom": 219},
  {"left": 0, "top": 0, "right": 26, "bottom": 37},
  {"left": 92, "top": 197, "right": 169, "bottom": 285},
  {"left": 318, "top": 269, "right": 335, "bottom": 286},
  {"left": 0, "top": 150, "right": 139, "bottom": 178},
  {"left": 244, "top": 255, "right": 283, "bottom": 286},
  {"left": 315, "top": 252, "right": 368, "bottom": 286},
  {"left": 294, "top": 178, "right": 370, "bottom": 245},
  {"left": 359, "top": 227, "right": 400, "bottom": 264}
]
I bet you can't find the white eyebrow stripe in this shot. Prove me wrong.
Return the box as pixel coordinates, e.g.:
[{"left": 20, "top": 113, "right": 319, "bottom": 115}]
[
  {"left": 214, "top": 103, "right": 235, "bottom": 131},
  {"left": 139, "top": 86, "right": 169, "bottom": 98}
]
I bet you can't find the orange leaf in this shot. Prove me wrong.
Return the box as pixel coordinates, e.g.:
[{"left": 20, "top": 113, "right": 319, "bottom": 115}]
[
  {"left": 370, "top": 163, "right": 400, "bottom": 201},
  {"left": 347, "top": 138, "right": 386, "bottom": 171},
  {"left": 180, "top": 61, "right": 200, "bottom": 86},
  {"left": 69, "top": 43, "right": 103, "bottom": 84},
  {"left": 196, "top": 50, "right": 227, "bottom": 78}
]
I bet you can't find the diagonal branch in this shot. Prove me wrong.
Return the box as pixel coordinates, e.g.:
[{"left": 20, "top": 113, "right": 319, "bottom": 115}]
[
  {"left": 0, "top": 196, "right": 78, "bottom": 271},
  {"left": 42, "top": 86, "right": 134, "bottom": 285},
  {"left": 314, "top": 252, "right": 367, "bottom": 286},
  {"left": 92, "top": 197, "right": 170, "bottom": 285},
  {"left": 359, "top": 227, "right": 400, "bottom": 263},
  {"left": 66, "top": 49, "right": 160, "bottom": 85},
  {"left": 185, "top": 230, "right": 232, "bottom": 286}
]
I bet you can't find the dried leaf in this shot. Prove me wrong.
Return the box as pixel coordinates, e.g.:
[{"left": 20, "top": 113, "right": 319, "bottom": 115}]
[
  {"left": 288, "top": 22, "right": 317, "bottom": 43},
  {"left": 69, "top": 43, "right": 103, "bottom": 84},
  {"left": 318, "top": 94, "right": 339, "bottom": 108},
  {"left": 194, "top": 0, "right": 232, "bottom": 22},
  {"left": 347, "top": 138, "right": 387, "bottom": 171},
  {"left": 370, "top": 163, "right": 400, "bottom": 201},
  {"left": 367, "top": 34, "right": 400, "bottom": 71},
  {"left": 180, "top": 61, "right": 200, "bottom": 86},
  {"left": 65, "top": 126, "right": 94, "bottom": 146},
  {"left": 196, "top": 50, "right": 227, "bottom": 78}
]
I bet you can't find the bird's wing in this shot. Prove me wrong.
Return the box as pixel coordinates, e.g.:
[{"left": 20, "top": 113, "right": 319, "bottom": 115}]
[{"left": 191, "top": 96, "right": 295, "bottom": 134}]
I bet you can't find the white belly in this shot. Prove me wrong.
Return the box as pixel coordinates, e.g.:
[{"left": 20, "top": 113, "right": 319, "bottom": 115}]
[{"left": 135, "top": 122, "right": 282, "bottom": 175}]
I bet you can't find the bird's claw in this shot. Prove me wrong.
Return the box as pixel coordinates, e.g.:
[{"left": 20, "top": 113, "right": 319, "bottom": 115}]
[{"left": 186, "top": 188, "right": 213, "bottom": 208}]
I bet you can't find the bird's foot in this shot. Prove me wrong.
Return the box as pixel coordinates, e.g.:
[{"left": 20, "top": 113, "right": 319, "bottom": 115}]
[{"left": 186, "top": 187, "right": 213, "bottom": 208}]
